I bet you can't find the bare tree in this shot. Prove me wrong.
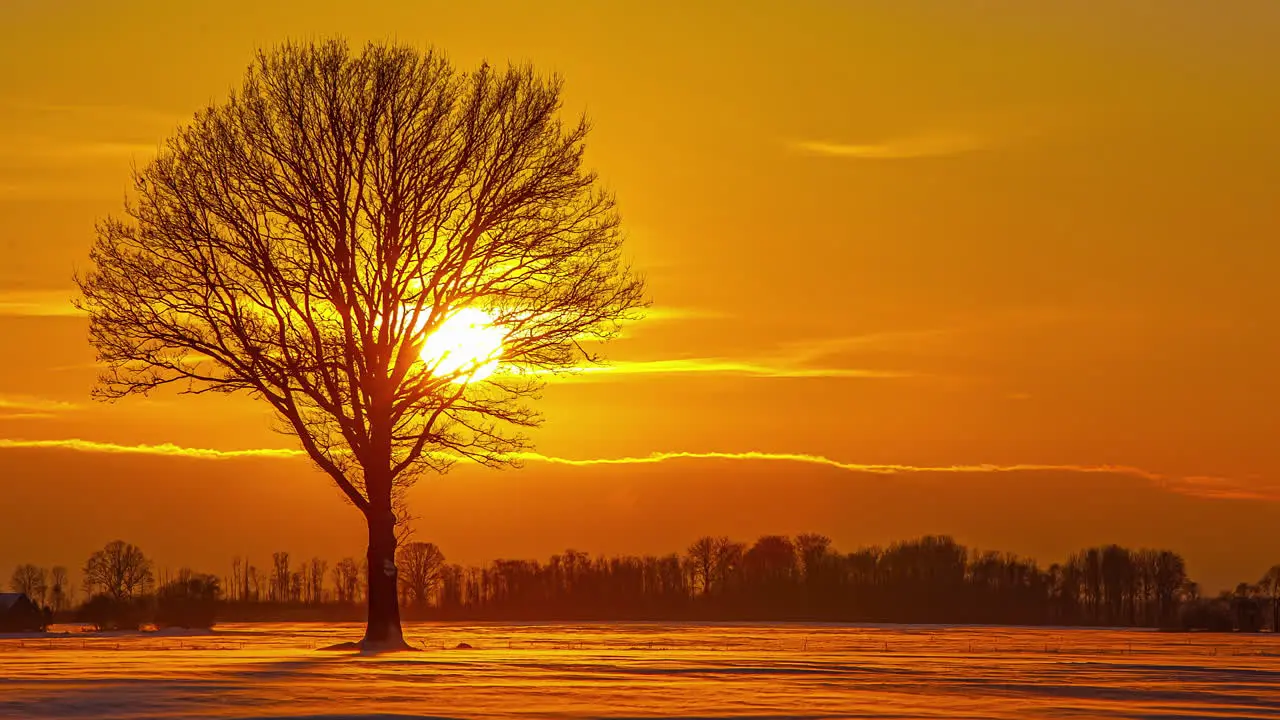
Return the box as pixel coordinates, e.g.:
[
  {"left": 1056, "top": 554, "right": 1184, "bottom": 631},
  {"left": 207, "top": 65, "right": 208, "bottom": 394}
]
[
  {"left": 685, "top": 537, "right": 717, "bottom": 597},
  {"left": 1260, "top": 565, "right": 1280, "bottom": 632},
  {"left": 75, "top": 39, "right": 643, "bottom": 649},
  {"left": 270, "top": 552, "right": 290, "bottom": 603},
  {"left": 249, "top": 566, "right": 263, "bottom": 602},
  {"left": 83, "top": 541, "right": 154, "bottom": 600},
  {"left": 397, "top": 541, "right": 446, "bottom": 609},
  {"left": 229, "top": 556, "right": 243, "bottom": 602},
  {"left": 49, "top": 566, "right": 69, "bottom": 613},
  {"left": 333, "top": 557, "right": 361, "bottom": 603},
  {"left": 290, "top": 571, "right": 304, "bottom": 603},
  {"left": 713, "top": 538, "right": 745, "bottom": 595},
  {"left": 10, "top": 564, "right": 48, "bottom": 605},
  {"left": 795, "top": 533, "right": 833, "bottom": 585},
  {"left": 308, "top": 557, "right": 328, "bottom": 603}
]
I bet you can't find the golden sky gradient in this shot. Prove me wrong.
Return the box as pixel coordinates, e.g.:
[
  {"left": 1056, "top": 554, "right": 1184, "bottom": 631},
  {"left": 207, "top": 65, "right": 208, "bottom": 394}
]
[{"left": 1, "top": 1, "right": 1278, "bottom": 592}]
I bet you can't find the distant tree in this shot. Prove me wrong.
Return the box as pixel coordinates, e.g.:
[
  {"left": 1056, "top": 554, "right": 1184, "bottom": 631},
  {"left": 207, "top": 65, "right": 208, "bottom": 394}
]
[
  {"left": 9, "top": 564, "right": 48, "bottom": 606},
  {"left": 1151, "top": 550, "right": 1187, "bottom": 628},
  {"left": 298, "top": 562, "right": 312, "bottom": 603},
  {"left": 289, "top": 571, "right": 304, "bottom": 603},
  {"left": 843, "top": 547, "right": 881, "bottom": 588},
  {"left": 438, "top": 563, "right": 465, "bottom": 609},
  {"left": 744, "top": 536, "right": 798, "bottom": 585},
  {"left": 1099, "top": 545, "right": 1133, "bottom": 624},
  {"left": 308, "top": 558, "right": 328, "bottom": 603},
  {"left": 75, "top": 38, "right": 644, "bottom": 649},
  {"left": 270, "top": 552, "right": 290, "bottom": 603},
  {"left": 333, "top": 557, "right": 361, "bottom": 603},
  {"left": 795, "top": 533, "right": 832, "bottom": 583},
  {"left": 155, "top": 570, "right": 221, "bottom": 629},
  {"left": 229, "top": 556, "right": 243, "bottom": 602},
  {"left": 248, "top": 565, "right": 264, "bottom": 602},
  {"left": 48, "top": 566, "right": 69, "bottom": 613},
  {"left": 560, "top": 549, "right": 588, "bottom": 595},
  {"left": 712, "top": 539, "right": 746, "bottom": 596},
  {"left": 1232, "top": 583, "right": 1264, "bottom": 631},
  {"left": 685, "top": 537, "right": 717, "bottom": 597},
  {"left": 83, "top": 541, "right": 153, "bottom": 600},
  {"left": 795, "top": 533, "right": 834, "bottom": 611},
  {"left": 198, "top": 536, "right": 1273, "bottom": 627},
  {"left": 397, "top": 542, "right": 446, "bottom": 609},
  {"left": 1259, "top": 565, "right": 1280, "bottom": 632}
]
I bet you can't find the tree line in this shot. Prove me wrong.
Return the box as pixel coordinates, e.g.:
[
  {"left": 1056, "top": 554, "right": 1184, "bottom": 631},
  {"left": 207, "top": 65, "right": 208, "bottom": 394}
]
[
  {"left": 9, "top": 541, "right": 218, "bottom": 630},
  {"left": 11, "top": 535, "right": 1280, "bottom": 632}
]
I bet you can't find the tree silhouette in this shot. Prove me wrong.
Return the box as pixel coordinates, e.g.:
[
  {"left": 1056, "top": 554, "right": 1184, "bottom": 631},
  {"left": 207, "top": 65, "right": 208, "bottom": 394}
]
[
  {"left": 1260, "top": 565, "right": 1280, "bottom": 633},
  {"left": 11, "top": 533, "right": 1248, "bottom": 628},
  {"left": 83, "top": 541, "right": 153, "bottom": 600},
  {"left": 686, "top": 537, "right": 717, "bottom": 597},
  {"left": 397, "top": 541, "right": 446, "bottom": 610},
  {"left": 155, "top": 570, "right": 221, "bottom": 629},
  {"left": 48, "top": 566, "right": 69, "bottom": 613},
  {"left": 9, "top": 564, "right": 47, "bottom": 605},
  {"left": 75, "top": 38, "right": 643, "bottom": 649},
  {"left": 270, "top": 552, "right": 291, "bottom": 603},
  {"left": 289, "top": 571, "right": 304, "bottom": 603},
  {"left": 713, "top": 538, "right": 746, "bottom": 598},
  {"left": 333, "top": 557, "right": 361, "bottom": 603},
  {"left": 229, "top": 557, "right": 243, "bottom": 602},
  {"left": 307, "top": 558, "right": 328, "bottom": 604}
]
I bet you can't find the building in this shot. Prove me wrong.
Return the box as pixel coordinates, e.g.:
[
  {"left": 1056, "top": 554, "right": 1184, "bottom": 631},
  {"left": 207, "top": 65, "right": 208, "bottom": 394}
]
[{"left": 0, "top": 593, "right": 46, "bottom": 632}]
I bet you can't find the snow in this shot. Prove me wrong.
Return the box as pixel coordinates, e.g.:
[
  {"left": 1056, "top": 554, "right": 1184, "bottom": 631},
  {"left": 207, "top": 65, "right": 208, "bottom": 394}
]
[{"left": 2, "top": 622, "right": 1279, "bottom": 718}]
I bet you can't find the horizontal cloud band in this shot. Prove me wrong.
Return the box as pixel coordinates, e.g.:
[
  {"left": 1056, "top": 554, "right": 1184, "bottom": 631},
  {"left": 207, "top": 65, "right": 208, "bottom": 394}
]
[
  {"left": 0, "top": 437, "right": 1144, "bottom": 474},
  {"left": 0, "top": 437, "right": 1259, "bottom": 501},
  {"left": 0, "top": 438, "right": 304, "bottom": 459}
]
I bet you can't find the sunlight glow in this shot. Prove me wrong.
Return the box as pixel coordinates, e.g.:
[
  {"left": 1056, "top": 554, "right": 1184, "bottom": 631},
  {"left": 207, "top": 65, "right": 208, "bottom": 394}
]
[{"left": 419, "top": 307, "right": 505, "bottom": 384}]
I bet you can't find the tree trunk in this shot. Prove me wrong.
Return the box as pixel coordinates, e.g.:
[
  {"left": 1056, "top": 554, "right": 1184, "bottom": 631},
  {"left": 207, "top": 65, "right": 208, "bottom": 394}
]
[
  {"left": 356, "top": 385, "right": 411, "bottom": 651},
  {"left": 362, "top": 506, "right": 407, "bottom": 649}
]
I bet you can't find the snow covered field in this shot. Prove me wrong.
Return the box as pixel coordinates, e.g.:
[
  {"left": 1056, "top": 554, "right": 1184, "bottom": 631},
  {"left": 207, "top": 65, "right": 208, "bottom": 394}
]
[{"left": 2, "top": 622, "right": 1279, "bottom": 719}]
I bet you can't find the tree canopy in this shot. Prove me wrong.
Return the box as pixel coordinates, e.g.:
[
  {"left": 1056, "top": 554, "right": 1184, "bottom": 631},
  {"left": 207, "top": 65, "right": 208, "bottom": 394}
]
[{"left": 77, "top": 39, "right": 644, "bottom": 510}]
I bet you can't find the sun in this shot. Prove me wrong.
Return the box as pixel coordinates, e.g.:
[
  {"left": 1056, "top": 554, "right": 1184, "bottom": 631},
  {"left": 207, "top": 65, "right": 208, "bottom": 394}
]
[{"left": 419, "top": 307, "right": 505, "bottom": 384}]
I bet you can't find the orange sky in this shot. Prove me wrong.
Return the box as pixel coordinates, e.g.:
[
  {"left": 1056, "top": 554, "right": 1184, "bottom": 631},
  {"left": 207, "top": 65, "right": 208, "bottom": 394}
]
[{"left": 1, "top": 1, "right": 1278, "bottom": 593}]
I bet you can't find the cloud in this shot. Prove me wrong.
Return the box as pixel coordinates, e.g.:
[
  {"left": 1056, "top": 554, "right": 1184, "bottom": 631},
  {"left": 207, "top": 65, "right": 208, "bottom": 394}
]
[
  {"left": 0, "top": 181, "right": 114, "bottom": 201},
  {"left": 59, "top": 142, "right": 158, "bottom": 159},
  {"left": 0, "top": 395, "right": 80, "bottom": 413},
  {"left": 506, "top": 450, "right": 1163, "bottom": 479},
  {"left": 0, "top": 438, "right": 304, "bottom": 460},
  {"left": 639, "top": 307, "right": 729, "bottom": 322},
  {"left": 791, "top": 132, "right": 988, "bottom": 160},
  {"left": 1, "top": 436, "right": 1262, "bottom": 503},
  {"left": 0, "top": 437, "right": 1159, "bottom": 478},
  {"left": 548, "top": 326, "right": 930, "bottom": 382},
  {"left": 1160, "top": 475, "right": 1279, "bottom": 502},
  {"left": 782, "top": 328, "right": 958, "bottom": 357},
  {"left": 600, "top": 305, "right": 1110, "bottom": 384},
  {"left": 4, "top": 290, "right": 907, "bottom": 380},
  {"left": 0, "top": 137, "right": 157, "bottom": 163},
  {"left": 540, "top": 359, "right": 911, "bottom": 381},
  {"left": 0, "top": 290, "right": 84, "bottom": 317},
  {"left": 511, "top": 451, "right": 1274, "bottom": 503},
  {"left": 0, "top": 98, "right": 183, "bottom": 125}
]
